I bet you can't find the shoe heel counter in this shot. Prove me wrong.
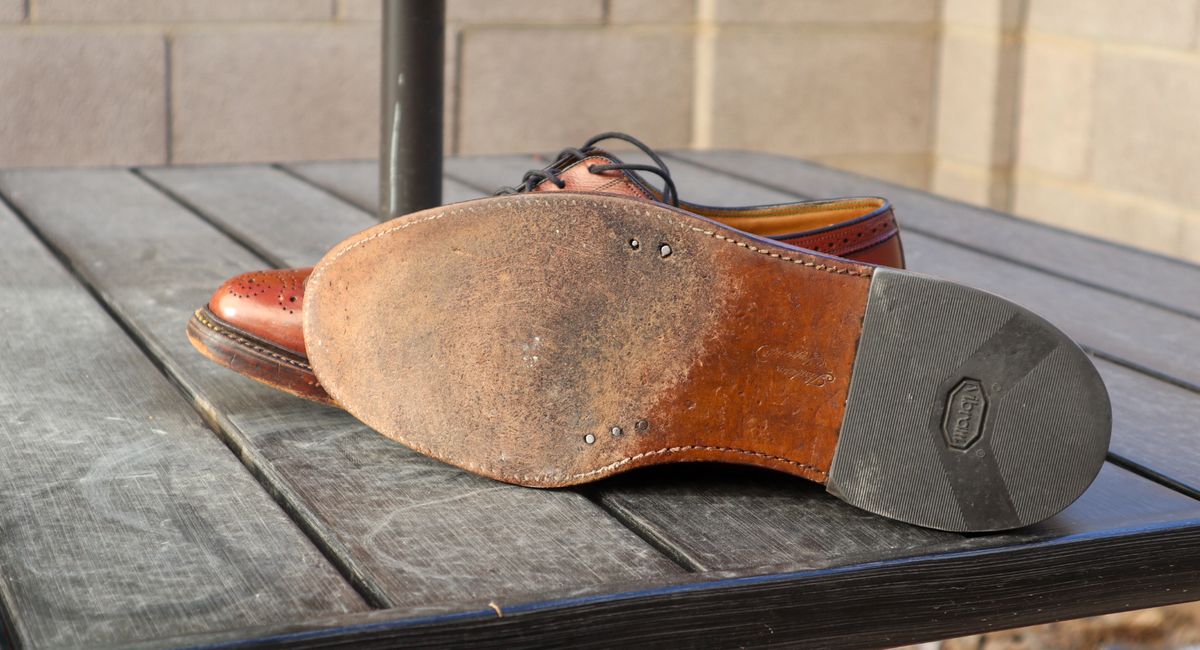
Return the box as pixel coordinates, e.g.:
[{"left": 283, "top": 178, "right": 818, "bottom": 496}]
[{"left": 843, "top": 208, "right": 906, "bottom": 269}]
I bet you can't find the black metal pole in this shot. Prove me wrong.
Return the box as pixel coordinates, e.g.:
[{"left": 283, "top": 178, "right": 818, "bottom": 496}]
[{"left": 380, "top": 0, "right": 445, "bottom": 220}]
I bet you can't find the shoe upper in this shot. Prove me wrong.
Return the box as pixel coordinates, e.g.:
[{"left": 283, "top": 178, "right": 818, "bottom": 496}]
[
  {"left": 209, "top": 267, "right": 310, "bottom": 355},
  {"left": 528, "top": 153, "right": 904, "bottom": 266}
]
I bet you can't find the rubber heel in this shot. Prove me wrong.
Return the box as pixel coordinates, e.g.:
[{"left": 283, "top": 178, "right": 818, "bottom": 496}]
[{"left": 827, "top": 267, "right": 1112, "bottom": 532}]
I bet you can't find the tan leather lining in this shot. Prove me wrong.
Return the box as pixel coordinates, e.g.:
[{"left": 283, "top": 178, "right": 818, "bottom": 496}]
[
  {"left": 555, "top": 155, "right": 885, "bottom": 237},
  {"left": 683, "top": 199, "right": 886, "bottom": 237}
]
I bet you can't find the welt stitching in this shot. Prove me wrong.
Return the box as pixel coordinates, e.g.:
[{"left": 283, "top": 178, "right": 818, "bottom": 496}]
[
  {"left": 636, "top": 205, "right": 872, "bottom": 277},
  {"left": 310, "top": 195, "right": 860, "bottom": 482},
  {"left": 313, "top": 197, "right": 869, "bottom": 284},
  {"left": 505, "top": 446, "right": 827, "bottom": 483},
  {"left": 373, "top": 436, "right": 828, "bottom": 484},
  {"left": 675, "top": 221, "right": 872, "bottom": 276},
  {"left": 556, "top": 445, "right": 827, "bottom": 480},
  {"left": 195, "top": 310, "right": 313, "bottom": 372}
]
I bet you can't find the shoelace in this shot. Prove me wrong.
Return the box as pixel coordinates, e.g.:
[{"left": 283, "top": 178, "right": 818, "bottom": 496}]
[{"left": 494, "top": 131, "right": 680, "bottom": 207}]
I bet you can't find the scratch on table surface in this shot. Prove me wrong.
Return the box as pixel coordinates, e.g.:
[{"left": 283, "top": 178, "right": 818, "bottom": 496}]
[
  {"left": 373, "top": 486, "right": 510, "bottom": 525},
  {"left": 364, "top": 485, "right": 511, "bottom": 546}
]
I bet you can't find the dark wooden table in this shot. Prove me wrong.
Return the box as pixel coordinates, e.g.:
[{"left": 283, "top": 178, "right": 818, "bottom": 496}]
[{"left": 0, "top": 151, "right": 1198, "bottom": 650}]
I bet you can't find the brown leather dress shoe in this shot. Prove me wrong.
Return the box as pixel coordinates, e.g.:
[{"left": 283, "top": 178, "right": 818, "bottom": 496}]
[
  {"left": 303, "top": 190, "right": 1110, "bottom": 532},
  {"left": 189, "top": 134, "right": 906, "bottom": 405}
]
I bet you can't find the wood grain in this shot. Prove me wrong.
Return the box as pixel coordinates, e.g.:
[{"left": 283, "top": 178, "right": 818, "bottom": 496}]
[
  {"left": 138, "top": 165, "right": 378, "bottom": 268},
  {"left": 1099, "top": 361, "right": 1200, "bottom": 496},
  {"left": 0, "top": 193, "right": 364, "bottom": 648},
  {"left": 282, "top": 161, "right": 483, "bottom": 214},
  {"left": 444, "top": 154, "right": 559, "bottom": 196},
  {"left": 0, "top": 168, "right": 684, "bottom": 618},
  {"left": 888, "top": 231, "right": 1200, "bottom": 387},
  {"left": 669, "top": 149, "right": 1200, "bottom": 320},
  {"left": 128, "top": 469, "right": 1200, "bottom": 649},
  {"left": 595, "top": 462, "right": 1196, "bottom": 571}
]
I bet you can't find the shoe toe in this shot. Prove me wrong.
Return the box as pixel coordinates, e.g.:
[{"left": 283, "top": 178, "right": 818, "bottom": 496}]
[{"left": 208, "top": 268, "right": 311, "bottom": 356}]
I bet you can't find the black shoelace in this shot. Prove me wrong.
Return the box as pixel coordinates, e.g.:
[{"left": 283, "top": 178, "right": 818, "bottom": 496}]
[{"left": 494, "top": 132, "right": 680, "bottom": 207}]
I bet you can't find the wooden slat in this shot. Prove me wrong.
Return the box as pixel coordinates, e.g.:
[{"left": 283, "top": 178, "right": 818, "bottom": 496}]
[
  {"left": 0, "top": 194, "right": 365, "bottom": 648},
  {"left": 444, "top": 154, "right": 560, "bottom": 195},
  {"left": 128, "top": 485, "right": 1200, "bottom": 650},
  {"left": 0, "top": 168, "right": 684, "bottom": 618},
  {"left": 597, "top": 463, "right": 1195, "bottom": 571},
  {"left": 1099, "top": 361, "right": 1200, "bottom": 495},
  {"left": 284, "top": 161, "right": 482, "bottom": 214},
  {"left": 143, "top": 164, "right": 479, "bottom": 270},
  {"left": 669, "top": 149, "right": 1200, "bottom": 319},
  {"left": 900, "top": 232, "right": 1200, "bottom": 387},
  {"left": 138, "top": 165, "right": 377, "bottom": 268}
]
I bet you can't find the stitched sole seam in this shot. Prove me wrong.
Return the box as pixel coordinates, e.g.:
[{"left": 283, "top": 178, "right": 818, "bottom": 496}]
[{"left": 193, "top": 309, "right": 314, "bottom": 372}]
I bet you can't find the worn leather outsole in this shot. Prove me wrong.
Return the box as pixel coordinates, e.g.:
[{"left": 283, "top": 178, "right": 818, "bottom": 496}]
[
  {"left": 187, "top": 308, "right": 337, "bottom": 406},
  {"left": 304, "top": 193, "right": 1111, "bottom": 532}
]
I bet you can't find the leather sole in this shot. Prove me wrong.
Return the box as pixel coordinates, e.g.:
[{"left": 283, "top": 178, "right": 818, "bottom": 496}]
[
  {"left": 187, "top": 308, "right": 336, "bottom": 405},
  {"left": 303, "top": 193, "right": 1111, "bottom": 532}
]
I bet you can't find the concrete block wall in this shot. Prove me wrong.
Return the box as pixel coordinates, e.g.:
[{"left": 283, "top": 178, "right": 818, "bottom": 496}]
[
  {"left": 934, "top": 0, "right": 1200, "bottom": 262},
  {"left": 0, "top": 0, "right": 937, "bottom": 181},
  {"left": 1016, "top": 0, "right": 1200, "bottom": 262},
  {"left": 931, "top": 0, "right": 1023, "bottom": 207},
  {"left": 1, "top": 0, "right": 1198, "bottom": 262}
]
